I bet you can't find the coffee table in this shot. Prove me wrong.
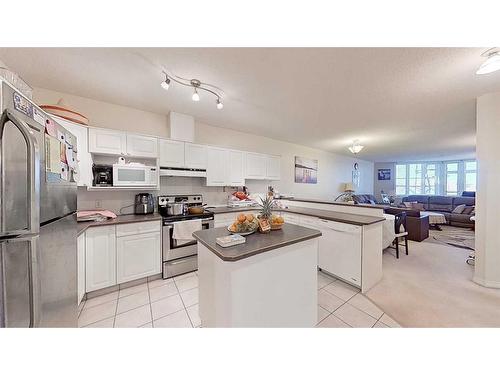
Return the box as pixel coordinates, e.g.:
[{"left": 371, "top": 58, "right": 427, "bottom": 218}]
[{"left": 421, "top": 211, "right": 446, "bottom": 230}]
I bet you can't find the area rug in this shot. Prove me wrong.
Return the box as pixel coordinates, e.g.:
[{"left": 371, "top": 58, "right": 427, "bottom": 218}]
[{"left": 427, "top": 226, "right": 475, "bottom": 250}]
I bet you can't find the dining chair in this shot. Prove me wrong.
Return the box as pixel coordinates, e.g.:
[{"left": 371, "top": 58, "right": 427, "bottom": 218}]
[{"left": 393, "top": 212, "right": 409, "bottom": 259}]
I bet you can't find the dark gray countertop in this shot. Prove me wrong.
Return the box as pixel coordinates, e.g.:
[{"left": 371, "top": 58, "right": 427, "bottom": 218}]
[
  {"left": 207, "top": 206, "right": 385, "bottom": 226},
  {"left": 193, "top": 223, "right": 322, "bottom": 262},
  {"left": 276, "top": 197, "right": 387, "bottom": 210},
  {"left": 77, "top": 213, "right": 162, "bottom": 236}
]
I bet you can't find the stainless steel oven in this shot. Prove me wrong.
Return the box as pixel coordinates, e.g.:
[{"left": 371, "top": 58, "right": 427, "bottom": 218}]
[{"left": 159, "top": 194, "right": 214, "bottom": 279}]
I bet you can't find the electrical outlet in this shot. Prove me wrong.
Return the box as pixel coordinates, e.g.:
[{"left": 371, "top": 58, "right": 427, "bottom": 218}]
[{"left": 95, "top": 200, "right": 101, "bottom": 208}]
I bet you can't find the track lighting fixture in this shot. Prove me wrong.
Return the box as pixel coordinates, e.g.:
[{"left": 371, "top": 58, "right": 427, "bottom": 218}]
[{"left": 160, "top": 71, "right": 224, "bottom": 109}]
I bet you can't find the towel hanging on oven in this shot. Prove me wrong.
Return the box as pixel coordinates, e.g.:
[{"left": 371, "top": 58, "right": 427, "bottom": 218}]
[{"left": 172, "top": 219, "right": 202, "bottom": 246}]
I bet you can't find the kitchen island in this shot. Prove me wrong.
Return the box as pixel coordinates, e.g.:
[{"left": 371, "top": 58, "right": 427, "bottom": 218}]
[{"left": 193, "top": 223, "right": 322, "bottom": 327}]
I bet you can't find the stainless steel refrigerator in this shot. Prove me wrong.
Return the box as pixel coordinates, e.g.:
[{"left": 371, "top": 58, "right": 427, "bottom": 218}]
[{"left": 0, "top": 80, "right": 78, "bottom": 327}]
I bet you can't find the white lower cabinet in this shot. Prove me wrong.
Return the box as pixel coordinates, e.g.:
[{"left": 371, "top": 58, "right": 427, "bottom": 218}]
[
  {"left": 77, "top": 233, "right": 86, "bottom": 304},
  {"left": 317, "top": 219, "right": 362, "bottom": 287},
  {"left": 85, "top": 226, "right": 117, "bottom": 293},
  {"left": 83, "top": 221, "right": 162, "bottom": 293},
  {"left": 116, "top": 231, "right": 161, "bottom": 284}
]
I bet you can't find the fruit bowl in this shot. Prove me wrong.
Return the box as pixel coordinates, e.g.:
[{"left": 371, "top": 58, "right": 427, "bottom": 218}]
[
  {"left": 227, "top": 213, "right": 259, "bottom": 235},
  {"left": 270, "top": 215, "right": 285, "bottom": 230}
]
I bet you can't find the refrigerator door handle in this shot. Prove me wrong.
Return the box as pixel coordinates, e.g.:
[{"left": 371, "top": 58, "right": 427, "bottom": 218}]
[
  {"left": 0, "top": 109, "right": 40, "bottom": 235},
  {"left": 0, "top": 235, "right": 40, "bottom": 327}
]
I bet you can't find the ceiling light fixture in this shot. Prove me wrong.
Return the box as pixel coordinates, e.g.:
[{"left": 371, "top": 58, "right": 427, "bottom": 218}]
[
  {"left": 348, "top": 140, "right": 364, "bottom": 154},
  {"left": 476, "top": 48, "right": 500, "bottom": 75},
  {"left": 160, "top": 71, "right": 224, "bottom": 109}
]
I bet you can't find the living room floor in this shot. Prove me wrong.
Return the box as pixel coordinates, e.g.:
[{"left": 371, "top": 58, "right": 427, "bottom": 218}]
[{"left": 366, "top": 228, "right": 500, "bottom": 327}]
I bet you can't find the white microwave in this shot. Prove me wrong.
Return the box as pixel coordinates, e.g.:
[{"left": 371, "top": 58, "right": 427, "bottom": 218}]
[{"left": 113, "top": 164, "right": 158, "bottom": 187}]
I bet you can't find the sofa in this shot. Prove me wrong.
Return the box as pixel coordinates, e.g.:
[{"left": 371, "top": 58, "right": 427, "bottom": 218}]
[
  {"left": 352, "top": 194, "right": 430, "bottom": 241},
  {"left": 352, "top": 194, "right": 379, "bottom": 204},
  {"left": 401, "top": 195, "right": 475, "bottom": 228}
]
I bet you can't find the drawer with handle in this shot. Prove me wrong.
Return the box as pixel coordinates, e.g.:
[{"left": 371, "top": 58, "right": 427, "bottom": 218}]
[
  {"left": 116, "top": 220, "right": 161, "bottom": 237},
  {"left": 163, "top": 255, "right": 198, "bottom": 279}
]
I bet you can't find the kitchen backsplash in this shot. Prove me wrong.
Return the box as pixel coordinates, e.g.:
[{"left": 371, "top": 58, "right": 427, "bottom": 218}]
[{"left": 77, "top": 176, "right": 270, "bottom": 214}]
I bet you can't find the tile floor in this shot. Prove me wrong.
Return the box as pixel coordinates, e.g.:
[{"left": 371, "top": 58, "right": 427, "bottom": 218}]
[{"left": 78, "top": 270, "right": 400, "bottom": 328}]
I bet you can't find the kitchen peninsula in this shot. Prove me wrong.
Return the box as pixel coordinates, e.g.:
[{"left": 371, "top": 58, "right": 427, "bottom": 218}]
[{"left": 193, "top": 223, "right": 322, "bottom": 327}]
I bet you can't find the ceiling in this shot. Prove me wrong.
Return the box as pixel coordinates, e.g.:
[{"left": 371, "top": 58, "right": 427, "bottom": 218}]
[{"left": 1, "top": 47, "right": 499, "bottom": 162}]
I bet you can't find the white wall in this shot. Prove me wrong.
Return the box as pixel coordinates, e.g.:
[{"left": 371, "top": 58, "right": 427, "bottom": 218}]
[
  {"left": 33, "top": 87, "right": 169, "bottom": 137},
  {"left": 195, "top": 121, "right": 374, "bottom": 199},
  {"left": 474, "top": 92, "right": 500, "bottom": 289},
  {"left": 34, "top": 87, "right": 374, "bottom": 209},
  {"left": 373, "top": 162, "right": 396, "bottom": 201}
]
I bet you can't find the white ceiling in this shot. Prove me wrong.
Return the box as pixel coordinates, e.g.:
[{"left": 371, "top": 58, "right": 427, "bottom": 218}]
[{"left": 1, "top": 47, "right": 499, "bottom": 161}]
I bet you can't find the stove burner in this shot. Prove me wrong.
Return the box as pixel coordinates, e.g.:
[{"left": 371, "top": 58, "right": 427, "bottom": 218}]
[{"left": 158, "top": 194, "right": 213, "bottom": 223}]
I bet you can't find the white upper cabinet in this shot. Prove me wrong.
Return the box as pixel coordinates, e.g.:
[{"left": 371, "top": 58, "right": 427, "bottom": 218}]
[
  {"left": 159, "top": 139, "right": 185, "bottom": 168},
  {"left": 57, "top": 117, "right": 93, "bottom": 187},
  {"left": 89, "top": 128, "right": 127, "bottom": 156},
  {"left": 228, "top": 150, "right": 245, "bottom": 186},
  {"left": 89, "top": 128, "right": 157, "bottom": 158},
  {"left": 245, "top": 152, "right": 267, "bottom": 179},
  {"left": 207, "top": 147, "right": 245, "bottom": 186},
  {"left": 126, "top": 134, "right": 158, "bottom": 158},
  {"left": 206, "top": 146, "right": 228, "bottom": 186},
  {"left": 185, "top": 143, "right": 207, "bottom": 169},
  {"left": 266, "top": 155, "right": 281, "bottom": 180}
]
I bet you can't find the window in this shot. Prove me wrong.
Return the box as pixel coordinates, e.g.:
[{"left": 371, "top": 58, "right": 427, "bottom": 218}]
[
  {"left": 465, "top": 161, "right": 477, "bottom": 192},
  {"left": 395, "top": 164, "right": 407, "bottom": 195},
  {"left": 424, "top": 164, "right": 437, "bottom": 194},
  {"left": 394, "top": 160, "right": 476, "bottom": 196},
  {"left": 445, "top": 162, "right": 459, "bottom": 196},
  {"left": 408, "top": 164, "right": 422, "bottom": 194}
]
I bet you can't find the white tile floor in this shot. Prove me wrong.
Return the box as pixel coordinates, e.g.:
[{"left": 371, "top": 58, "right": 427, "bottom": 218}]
[{"left": 78, "top": 270, "right": 401, "bottom": 328}]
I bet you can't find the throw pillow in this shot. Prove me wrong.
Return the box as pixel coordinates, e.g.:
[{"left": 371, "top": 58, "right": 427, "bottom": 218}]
[
  {"left": 403, "top": 201, "right": 416, "bottom": 208},
  {"left": 452, "top": 204, "right": 466, "bottom": 214},
  {"left": 462, "top": 206, "right": 475, "bottom": 215},
  {"left": 411, "top": 202, "right": 425, "bottom": 211}
]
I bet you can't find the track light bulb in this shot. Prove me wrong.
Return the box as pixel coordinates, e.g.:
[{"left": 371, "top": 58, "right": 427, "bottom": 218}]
[
  {"left": 192, "top": 89, "right": 200, "bottom": 102},
  {"left": 161, "top": 75, "right": 170, "bottom": 90}
]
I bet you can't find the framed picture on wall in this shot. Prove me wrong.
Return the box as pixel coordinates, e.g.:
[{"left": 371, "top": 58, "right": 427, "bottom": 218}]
[
  {"left": 295, "top": 156, "right": 318, "bottom": 184},
  {"left": 378, "top": 168, "right": 391, "bottom": 180}
]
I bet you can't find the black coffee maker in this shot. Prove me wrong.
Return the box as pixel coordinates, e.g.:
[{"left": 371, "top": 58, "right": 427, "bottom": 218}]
[{"left": 134, "top": 193, "right": 154, "bottom": 215}]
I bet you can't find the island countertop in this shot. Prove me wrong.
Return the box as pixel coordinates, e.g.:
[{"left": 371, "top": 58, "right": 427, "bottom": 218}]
[
  {"left": 192, "top": 223, "right": 322, "bottom": 262},
  {"left": 207, "top": 206, "right": 385, "bottom": 226}
]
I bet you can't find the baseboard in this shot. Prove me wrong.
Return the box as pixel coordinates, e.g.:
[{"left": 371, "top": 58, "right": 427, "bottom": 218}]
[{"left": 472, "top": 276, "right": 500, "bottom": 289}]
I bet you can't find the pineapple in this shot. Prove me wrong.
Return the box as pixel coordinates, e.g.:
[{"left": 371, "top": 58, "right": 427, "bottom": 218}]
[{"left": 258, "top": 196, "right": 275, "bottom": 219}]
